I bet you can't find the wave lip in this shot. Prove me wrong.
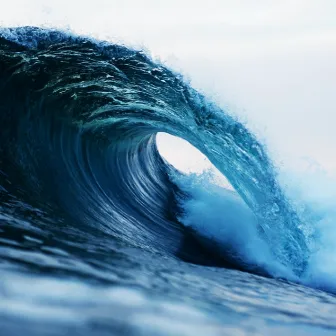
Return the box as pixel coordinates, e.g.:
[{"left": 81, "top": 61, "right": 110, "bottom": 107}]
[{"left": 0, "top": 26, "right": 308, "bottom": 275}]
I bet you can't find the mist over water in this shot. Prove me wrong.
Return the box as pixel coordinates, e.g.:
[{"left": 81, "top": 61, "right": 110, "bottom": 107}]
[{"left": 279, "top": 166, "right": 336, "bottom": 292}]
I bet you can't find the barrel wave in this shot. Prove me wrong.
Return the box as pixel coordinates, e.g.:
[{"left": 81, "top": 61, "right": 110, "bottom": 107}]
[
  {"left": 0, "top": 26, "right": 310, "bottom": 278},
  {"left": 2, "top": 26, "right": 336, "bottom": 335}
]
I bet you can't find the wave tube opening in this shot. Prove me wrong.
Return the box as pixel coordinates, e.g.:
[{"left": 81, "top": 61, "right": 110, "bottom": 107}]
[{"left": 156, "top": 133, "right": 296, "bottom": 277}]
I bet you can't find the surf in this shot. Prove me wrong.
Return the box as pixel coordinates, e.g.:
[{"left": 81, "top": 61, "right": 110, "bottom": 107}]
[{"left": 0, "top": 26, "right": 320, "bottom": 286}]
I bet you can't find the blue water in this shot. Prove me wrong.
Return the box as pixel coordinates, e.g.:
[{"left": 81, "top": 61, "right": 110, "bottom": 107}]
[{"left": 0, "top": 26, "right": 335, "bottom": 335}]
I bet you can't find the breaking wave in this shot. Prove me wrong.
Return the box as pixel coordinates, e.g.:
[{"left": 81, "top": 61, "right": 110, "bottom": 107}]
[{"left": 1, "top": 27, "right": 334, "bottom": 293}]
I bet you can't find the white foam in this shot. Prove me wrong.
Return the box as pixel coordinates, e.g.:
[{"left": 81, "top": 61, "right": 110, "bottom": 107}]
[
  {"left": 173, "top": 171, "right": 296, "bottom": 279},
  {"left": 174, "top": 166, "right": 336, "bottom": 292}
]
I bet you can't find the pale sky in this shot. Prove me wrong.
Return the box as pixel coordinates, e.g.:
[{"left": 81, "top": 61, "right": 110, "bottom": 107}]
[{"left": 1, "top": 0, "right": 336, "bottom": 173}]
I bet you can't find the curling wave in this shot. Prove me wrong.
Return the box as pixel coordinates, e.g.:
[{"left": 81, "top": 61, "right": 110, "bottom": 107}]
[{"left": 0, "top": 27, "right": 308, "bottom": 279}]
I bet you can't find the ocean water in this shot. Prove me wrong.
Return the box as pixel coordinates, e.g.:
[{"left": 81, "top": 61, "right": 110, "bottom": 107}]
[{"left": 0, "top": 27, "right": 335, "bottom": 335}]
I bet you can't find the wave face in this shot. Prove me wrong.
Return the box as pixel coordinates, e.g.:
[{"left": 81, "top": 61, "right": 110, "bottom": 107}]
[{"left": 0, "top": 26, "right": 310, "bottom": 277}]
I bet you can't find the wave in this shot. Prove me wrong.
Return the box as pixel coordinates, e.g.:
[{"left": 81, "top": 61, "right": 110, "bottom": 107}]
[{"left": 0, "top": 26, "right": 311, "bottom": 283}]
